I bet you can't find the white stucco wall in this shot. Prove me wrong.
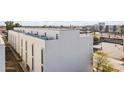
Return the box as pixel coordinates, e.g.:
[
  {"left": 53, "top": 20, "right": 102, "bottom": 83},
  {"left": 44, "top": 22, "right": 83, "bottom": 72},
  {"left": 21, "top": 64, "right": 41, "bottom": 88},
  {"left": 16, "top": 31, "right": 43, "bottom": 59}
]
[
  {"left": 8, "top": 29, "right": 93, "bottom": 72},
  {"left": 0, "top": 36, "right": 5, "bottom": 72},
  {"left": 44, "top": 31, "right": 93, "bottom": 72},
  {"left": 8, "top": 30, "right": 45, "bottom": 72}
]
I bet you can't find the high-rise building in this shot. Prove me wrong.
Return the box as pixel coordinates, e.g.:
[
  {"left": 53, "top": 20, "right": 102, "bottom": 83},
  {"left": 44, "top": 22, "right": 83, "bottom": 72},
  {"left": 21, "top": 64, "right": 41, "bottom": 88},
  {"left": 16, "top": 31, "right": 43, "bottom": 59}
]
[{"left": 98, "top": 22, "right": 105, "bottom": 32}]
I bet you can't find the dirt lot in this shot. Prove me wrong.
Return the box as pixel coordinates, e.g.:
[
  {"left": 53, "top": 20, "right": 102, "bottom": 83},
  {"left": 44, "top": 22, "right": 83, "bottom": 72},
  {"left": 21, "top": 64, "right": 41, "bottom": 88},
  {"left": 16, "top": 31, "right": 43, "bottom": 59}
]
[{"left": 5, "top": 44, "right": 24, "bottom": 72}]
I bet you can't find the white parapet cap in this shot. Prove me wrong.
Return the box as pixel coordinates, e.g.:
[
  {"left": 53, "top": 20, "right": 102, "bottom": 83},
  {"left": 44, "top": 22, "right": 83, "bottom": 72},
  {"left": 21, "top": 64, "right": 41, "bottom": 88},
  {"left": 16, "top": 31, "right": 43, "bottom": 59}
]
[{"left": 0, "top": 35, "right": 5, "bottom": 45}]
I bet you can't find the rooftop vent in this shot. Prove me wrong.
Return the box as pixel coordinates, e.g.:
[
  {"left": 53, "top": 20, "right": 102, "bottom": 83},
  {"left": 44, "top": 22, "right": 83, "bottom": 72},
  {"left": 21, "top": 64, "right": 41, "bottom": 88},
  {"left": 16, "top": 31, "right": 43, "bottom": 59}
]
[
  {"left": 41, "top": 35, "right": 45, "bottom": 37},
  {"left": 31, "top": 31, "right": 33, "bottom": 34},
  {"left": 56, "top": 34, "right": 59, "bottom": 39},
  {"left": 34, "top": 32, "right": 38, "bottom": 36},
  {"left": 44, "top": 32, "right": 46, "bottom": 37}
]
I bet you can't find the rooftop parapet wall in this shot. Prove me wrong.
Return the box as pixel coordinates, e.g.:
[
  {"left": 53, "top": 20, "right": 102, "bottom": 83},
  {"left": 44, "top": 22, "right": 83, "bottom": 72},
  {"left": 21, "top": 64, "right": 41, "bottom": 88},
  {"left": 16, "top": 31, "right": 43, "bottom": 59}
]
[{"left": 11, "top": 28, "right": 92, "bottom": 41}]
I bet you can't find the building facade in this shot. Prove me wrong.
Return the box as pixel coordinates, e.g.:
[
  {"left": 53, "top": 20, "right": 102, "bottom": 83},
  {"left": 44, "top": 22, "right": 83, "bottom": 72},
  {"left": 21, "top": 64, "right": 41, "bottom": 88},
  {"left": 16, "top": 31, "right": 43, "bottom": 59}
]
[
  {"left": 8, "top": 28, "right": 93, "bottom": 72},
  {"left": 0, "top": 35, "right": 5, "bottom": 72},
  {"left": 104, "top": 25, "right": 121, "bottom": 32}
]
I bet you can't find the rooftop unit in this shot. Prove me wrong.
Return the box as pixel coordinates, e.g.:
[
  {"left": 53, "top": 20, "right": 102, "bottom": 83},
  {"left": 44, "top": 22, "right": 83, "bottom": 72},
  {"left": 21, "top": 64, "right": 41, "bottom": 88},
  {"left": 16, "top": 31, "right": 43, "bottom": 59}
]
[{"left": 13, "top": 29, "right": 57, "bottom": 40}]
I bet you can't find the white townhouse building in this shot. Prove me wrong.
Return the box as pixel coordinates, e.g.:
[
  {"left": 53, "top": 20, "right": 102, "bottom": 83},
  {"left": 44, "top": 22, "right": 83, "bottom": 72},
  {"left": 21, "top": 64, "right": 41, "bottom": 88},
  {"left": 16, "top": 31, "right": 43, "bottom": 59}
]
[
  {"left": 0, "top": 35, "right": 5, "bottom": 72},
  {"left": 8, "top": 28, "right": 93, "bottom": 72}
]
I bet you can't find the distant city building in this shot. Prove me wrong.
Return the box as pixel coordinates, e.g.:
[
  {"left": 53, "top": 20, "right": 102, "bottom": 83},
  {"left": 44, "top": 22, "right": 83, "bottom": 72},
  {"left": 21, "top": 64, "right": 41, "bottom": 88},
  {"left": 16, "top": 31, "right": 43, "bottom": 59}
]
[
  {"left": 104, "top": 25, "right": 120, "bottom": 32},
  {"left": 94, "top": 24, "right": 99, "bottom": 31},
  {"left": 96, "top": 23, "right": 122, "bottom": 33},
  {"left": 8, "top": 27, "right": 93, "bottom": 72},
  {"left": 0, "top": 35, "right": 5, "bottom": 72},
  {"left": 98, "top": 22, "right": 105, "bottom": 32},
  {"left": 105, "top": 25, "right": 109, "bottom": 32}
]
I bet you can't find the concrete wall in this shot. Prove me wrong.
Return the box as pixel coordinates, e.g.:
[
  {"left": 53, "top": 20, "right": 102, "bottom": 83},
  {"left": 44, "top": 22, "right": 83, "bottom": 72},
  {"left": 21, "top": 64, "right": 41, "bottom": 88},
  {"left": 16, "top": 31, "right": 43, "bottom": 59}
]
[
  {"left": 8, "top": 29, "right": 93, "bottom": 72},
  {"left": 44, "top": 31, "right": 93, "bottom": 72},
  {"left": 0, "top": 36, "right": 5, "bottom": 72},
  {"left": 9, "top": 30, "right": 45, "bottom": 72}
]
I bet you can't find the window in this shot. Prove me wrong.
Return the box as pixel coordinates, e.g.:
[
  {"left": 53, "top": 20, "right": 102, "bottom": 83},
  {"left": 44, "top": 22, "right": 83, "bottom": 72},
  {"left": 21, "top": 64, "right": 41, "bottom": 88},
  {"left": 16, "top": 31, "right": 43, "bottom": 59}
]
[
  {"left": 21, "top": 39, "right": 23, "bottom": 47},
  {"left": 41, "top": 66, "right": 43, "bottom": 72},
  {"left": 25, "top": 41, "right": 27, "bottom": 63},
  {"left": 32, "top": 44, "right": 34, "bottom": 71},
  {"left": 32, "top": 44, "right": 34, "bottom": 56},
  {"left": 41, "top": 49, "right": 44, "bottom": 72},
  {"left": 32, "top": 57, "right": 34, "bottom": 71},
  {"left": 41, "top": 49, "right": 43, "bottom": 64},
  {"left": 21, "top": 39, "right": 23, "bottom": 58},
  {"left": 25, "top": 41, "right": 27, "bottom": 51},
  {"left": 13, "top": 36, "right": 15, "bottom": 47},
  {"left": 26, "top": 52, "right": 27, "bottom": 64},
  {"left": 15, "top": 37, "right": 16, "bottom": 49},
  {"left": 13, "top": 36, "right": 14, "bottom": 46}
]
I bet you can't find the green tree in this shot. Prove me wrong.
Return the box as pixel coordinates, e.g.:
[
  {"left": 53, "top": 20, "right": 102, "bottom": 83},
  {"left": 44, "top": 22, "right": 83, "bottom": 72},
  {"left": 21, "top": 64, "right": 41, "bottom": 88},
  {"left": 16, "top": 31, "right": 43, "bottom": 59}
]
[
  {"left": 14, "top": 23, "right": 21, "bottom": 27},
  {"left": 93, "top": 36, "right": 100, "bottom": 45},
  {"left": 42, "top": 25, "right": 47, "bottom": 28},
  {"left": 93, "top": 51, "right": 119, "bottom": 72},
  {"left": 5, "top": 21, "right": 21, "bottom": 30},
  {"left": 60, "top": 25, "right": 64, "bottom": 28},
  {"left": 5, "top": 21, "right": 14, "bottom": 30},
  {"left": 102, "top": 63, "right": 119, "bottom": 72},
  {"left": 5, "top": 21, "right": 21, "bottom": 40}
]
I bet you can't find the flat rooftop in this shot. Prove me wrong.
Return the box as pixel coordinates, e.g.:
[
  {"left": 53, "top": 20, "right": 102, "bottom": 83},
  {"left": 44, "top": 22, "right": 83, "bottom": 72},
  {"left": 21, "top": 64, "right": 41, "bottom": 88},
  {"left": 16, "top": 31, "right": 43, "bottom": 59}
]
[
  {"left": 14, "top": 27, "right": 72, "bottom": 30},
  {"left": 11, "top": 28, "right": 91, "bottom": 41},
  {"left": 12, "top": 29, "right": 60, "bottom": 40}
]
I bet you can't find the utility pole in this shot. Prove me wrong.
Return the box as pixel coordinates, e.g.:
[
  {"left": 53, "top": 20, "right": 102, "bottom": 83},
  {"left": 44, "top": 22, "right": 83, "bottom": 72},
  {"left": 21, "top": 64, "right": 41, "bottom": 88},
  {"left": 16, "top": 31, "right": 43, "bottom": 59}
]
[{"left": 99, "top": 24, "right": 103, "bottom": 50}]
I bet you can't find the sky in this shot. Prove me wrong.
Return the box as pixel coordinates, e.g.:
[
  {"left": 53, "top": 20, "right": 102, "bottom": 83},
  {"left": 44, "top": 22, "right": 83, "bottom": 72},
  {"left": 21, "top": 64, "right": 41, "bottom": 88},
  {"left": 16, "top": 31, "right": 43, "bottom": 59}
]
[{"left": 1, "top": 21, "right": 124, "bottom": 26}]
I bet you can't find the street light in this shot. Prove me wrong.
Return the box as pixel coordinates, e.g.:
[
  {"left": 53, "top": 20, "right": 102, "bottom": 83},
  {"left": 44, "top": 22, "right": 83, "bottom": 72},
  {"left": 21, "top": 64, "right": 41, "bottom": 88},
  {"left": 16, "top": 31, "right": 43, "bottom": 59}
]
[{"left": 99, "top": 25, "right": 103, "bottom": 50}]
